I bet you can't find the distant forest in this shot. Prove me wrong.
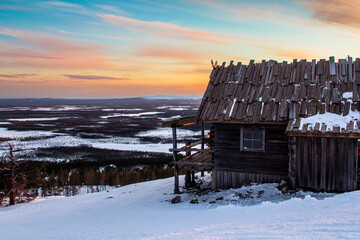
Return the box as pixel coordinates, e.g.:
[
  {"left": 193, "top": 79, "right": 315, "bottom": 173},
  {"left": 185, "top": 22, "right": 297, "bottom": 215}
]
[{"left": 0, "top": 146, "right": 176, "bottom": 206}]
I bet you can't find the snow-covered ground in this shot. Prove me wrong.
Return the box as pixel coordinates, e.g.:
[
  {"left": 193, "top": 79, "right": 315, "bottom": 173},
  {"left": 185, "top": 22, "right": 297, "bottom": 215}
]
[{"left": 1, "top": 174, "right": 360, "bottom": 240}]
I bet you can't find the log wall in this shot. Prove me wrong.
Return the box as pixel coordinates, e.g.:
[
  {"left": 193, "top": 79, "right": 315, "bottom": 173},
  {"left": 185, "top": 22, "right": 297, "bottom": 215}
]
[
  {"left": 212, "top": 123, "right": 288, "bottom": 188},
  {"left": 213, "top": 170, "right": 284, "bottom": 189},
  {"left": 289, "top": 136, "right": 358, "bottom": 192}
]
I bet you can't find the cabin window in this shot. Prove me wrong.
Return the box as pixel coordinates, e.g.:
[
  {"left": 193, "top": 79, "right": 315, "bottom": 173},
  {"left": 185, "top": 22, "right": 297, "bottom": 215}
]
[{"left": 240, "top": 129, "right": 265, "bottom": 152}]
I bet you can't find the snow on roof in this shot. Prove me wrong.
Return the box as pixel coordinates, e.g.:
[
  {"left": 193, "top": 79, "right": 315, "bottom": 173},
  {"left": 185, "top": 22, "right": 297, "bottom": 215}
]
[{"left": 297, "top": 110, "right": 359, "bottom": 133}]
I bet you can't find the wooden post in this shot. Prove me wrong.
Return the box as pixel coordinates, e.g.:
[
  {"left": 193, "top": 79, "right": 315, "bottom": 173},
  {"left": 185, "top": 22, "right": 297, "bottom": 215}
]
[
  {"left": 9, "top": 146, "right": 15, "bottom": 206},
  {"left": 191, "top": 171, "right": 196, "bottom": 185},
  {"left": 201, "top": 122, "right": 205, "bottom": 177},
  {"left": 211, "top": 170, "right": 217, "bottom": 189},
  {"left": 172, "top": 127, "right": 180, "bottom": 193},
  {"left": 201, "top": 122, "right": 205, "bottom": 149},
  {"left": 288, "top": 136, "right": 296, "bottom": 190},
  {"left": 185, "top": 141, "right": 191, "bottom": 187}
]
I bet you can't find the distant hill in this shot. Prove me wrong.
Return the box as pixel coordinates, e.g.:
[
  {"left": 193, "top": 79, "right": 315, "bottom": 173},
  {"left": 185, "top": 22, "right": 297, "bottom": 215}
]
[
  {"left": 141, "top": 95, "right": 202, "bottom": 100},
  {"left": 0, "top": 95, "right": 202, "bottom": 106}
]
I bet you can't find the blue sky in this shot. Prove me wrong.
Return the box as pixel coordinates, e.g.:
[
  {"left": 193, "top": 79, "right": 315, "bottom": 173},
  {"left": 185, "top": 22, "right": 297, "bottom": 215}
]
[{"left": 1, "top": 0, "right": 360, "bottom": 98}]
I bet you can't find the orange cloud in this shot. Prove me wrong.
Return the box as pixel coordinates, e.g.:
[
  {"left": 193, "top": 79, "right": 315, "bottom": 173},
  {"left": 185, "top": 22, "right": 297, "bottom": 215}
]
[
  {"left": 0, "top": 47, "right": 114, "bottom": 69},
  {"left": 300, "top": 0, "right": 360, "bottom": 28},
  {"left": 273, "top": 48, "right": 320, "bottom": 61},
  {"left": 98, "top": 14, "right": 232, "bottom": 44},
  {"left": 0, "top": 73, "right": 36, "bottom": 78},
  {"left": 135, "top": 43, "right": 212, "bottom": 63},
  {"left": 63, "top": 74, "right": 130, "bottom": 81},
  {"left": 0, "top": 79, "right": 45, "bottom": 84}
]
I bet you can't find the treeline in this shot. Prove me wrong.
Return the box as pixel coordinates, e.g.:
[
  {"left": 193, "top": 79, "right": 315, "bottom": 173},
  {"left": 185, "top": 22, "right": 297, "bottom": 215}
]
[
  {"left": 37, "top": 165, "right": 175, "bottom": 197},
  {"left": 0, "top": 152, "right": 175, "bottom": 205},
  {"left": 28, "top": 145, "right": 174, "bottom": 163}
]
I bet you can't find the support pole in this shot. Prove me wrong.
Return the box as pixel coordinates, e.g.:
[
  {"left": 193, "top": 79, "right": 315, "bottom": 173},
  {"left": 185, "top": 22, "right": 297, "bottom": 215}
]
[
  {"left": 201, "top": 122, "right": 205, "bottom": 149},
  {"left": 201, "top": 122, "right": 205, "bottom": 177},
  {"left": 191, "top": 171, "right": 196, "bottom": 185},
  {"left": 172, "top": 127, "right": 180, "bottom": 194}
]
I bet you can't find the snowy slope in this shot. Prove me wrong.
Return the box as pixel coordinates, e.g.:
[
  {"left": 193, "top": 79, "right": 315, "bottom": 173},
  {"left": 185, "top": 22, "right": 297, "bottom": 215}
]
[{"left": 1, "top": 175, "right": 360, "bottom": 240}]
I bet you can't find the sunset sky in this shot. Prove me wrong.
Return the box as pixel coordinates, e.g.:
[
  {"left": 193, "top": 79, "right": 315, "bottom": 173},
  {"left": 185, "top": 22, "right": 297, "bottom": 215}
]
[{"left": 1, "top": 0, "right": 360, "bottom": 98}]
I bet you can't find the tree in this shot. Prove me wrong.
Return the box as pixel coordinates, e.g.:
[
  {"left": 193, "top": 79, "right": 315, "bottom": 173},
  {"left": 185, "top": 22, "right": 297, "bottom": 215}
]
[{"left": 0, "top": 144, "right": 35, "bottom": 205}]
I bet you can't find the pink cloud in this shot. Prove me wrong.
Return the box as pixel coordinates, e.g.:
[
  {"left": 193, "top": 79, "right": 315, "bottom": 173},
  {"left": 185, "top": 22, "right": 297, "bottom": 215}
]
[
  {"left": 94, "top": 4, "right": 128, "bottom": 15},
  {"left": 98, "top": 14, "right": 233, "bottom": 44},
  {"left": 41, "top": 1, "right": 92, "bottom": 16},
  {"left": 45, "top": 1, "right": 82, "bottom": 8},
  {"left": 0, "top": 27, "right": 103, "bottom": 52},
  {"left": 0, "top": 27, "right": 116, "bottom": 69}
]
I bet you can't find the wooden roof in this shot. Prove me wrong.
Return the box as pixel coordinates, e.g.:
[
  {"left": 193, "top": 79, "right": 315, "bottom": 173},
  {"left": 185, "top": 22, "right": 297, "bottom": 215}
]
[{"left": 196, "top": 56, "right": 360, "bottom": 135}]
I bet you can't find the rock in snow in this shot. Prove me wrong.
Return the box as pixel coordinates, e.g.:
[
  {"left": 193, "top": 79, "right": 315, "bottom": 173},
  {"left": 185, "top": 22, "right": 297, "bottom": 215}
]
[
  {"left": 1, "top": 174, "right": 360, "bottom": 239},
  {"left": 171, "top": 196, "right": 181, "bottom": 204}
]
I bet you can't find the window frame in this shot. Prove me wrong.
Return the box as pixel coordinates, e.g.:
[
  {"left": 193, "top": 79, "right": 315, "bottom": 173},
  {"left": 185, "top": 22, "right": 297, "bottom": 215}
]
[{"left": 240, "top": 128, "right": 265, "bottom": 152}]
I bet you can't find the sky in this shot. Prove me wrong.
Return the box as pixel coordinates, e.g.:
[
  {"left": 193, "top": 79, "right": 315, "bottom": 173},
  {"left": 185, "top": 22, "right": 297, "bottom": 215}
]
[{"left": 1, "top": 0, "right": 360, "bottom": 98}]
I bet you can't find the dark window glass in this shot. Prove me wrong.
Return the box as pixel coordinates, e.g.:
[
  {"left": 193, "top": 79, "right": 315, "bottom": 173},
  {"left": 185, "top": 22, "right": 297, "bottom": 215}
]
[
  {"left": 253, "top": 131, "right": 262, "bottom": 140},
  {"left": 243, "top": 140, "right": 252, "bottom": 149},
  {"left": 242, "top": 129, "right": 264, "bottom": 151},
  {"left": 253, "top": 140, "right": 262, "bottom": 149},
  {"left": 244, "top": 130, "right": 252, "bottom": 139}
]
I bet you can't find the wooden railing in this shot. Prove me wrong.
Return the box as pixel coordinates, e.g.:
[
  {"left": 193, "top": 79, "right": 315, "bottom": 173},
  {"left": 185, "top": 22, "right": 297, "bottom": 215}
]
[{"left": 169, "top": 135, "right": 210, "bottom": 153}]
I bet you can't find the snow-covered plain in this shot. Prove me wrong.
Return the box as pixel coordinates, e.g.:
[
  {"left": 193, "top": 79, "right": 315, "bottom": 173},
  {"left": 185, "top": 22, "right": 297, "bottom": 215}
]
[
  {"left": 1, "top": 174, "right": 360, "bottom": 240},
  {"left": 0, "top": 126, "right": 202, "bottom": 159},
  {"left": 100, "top": 112, "right": 163, "bottom": 119},
  {"left": 0, "top": 130, "right": 174, "bottom": 159}
]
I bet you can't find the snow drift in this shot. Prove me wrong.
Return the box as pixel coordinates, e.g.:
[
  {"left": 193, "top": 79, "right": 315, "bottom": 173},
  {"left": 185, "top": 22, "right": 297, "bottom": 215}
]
[{"left": 1, "top": 174, "right": 360, "bottom": 239}]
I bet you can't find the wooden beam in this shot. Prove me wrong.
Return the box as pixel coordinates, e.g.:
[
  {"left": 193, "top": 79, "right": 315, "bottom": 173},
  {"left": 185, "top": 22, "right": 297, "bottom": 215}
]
[
  {"left": 174, "top": 162, "right": 214, "bottom": 166},
  {"left": 169, "top": 148, "right": 212, "bottom": 153},
  {"left": 162, "top": 116, "right": 197, "bottom": 128},
  {"left": 200, "top": 120, "right": 288, "bottom": 125}
]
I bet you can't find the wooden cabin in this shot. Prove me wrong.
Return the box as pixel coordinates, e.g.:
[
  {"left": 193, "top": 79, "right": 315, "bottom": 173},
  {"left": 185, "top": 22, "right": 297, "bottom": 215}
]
[{"left": 163, "top": 56, "right": 360, "bottom": 192}]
